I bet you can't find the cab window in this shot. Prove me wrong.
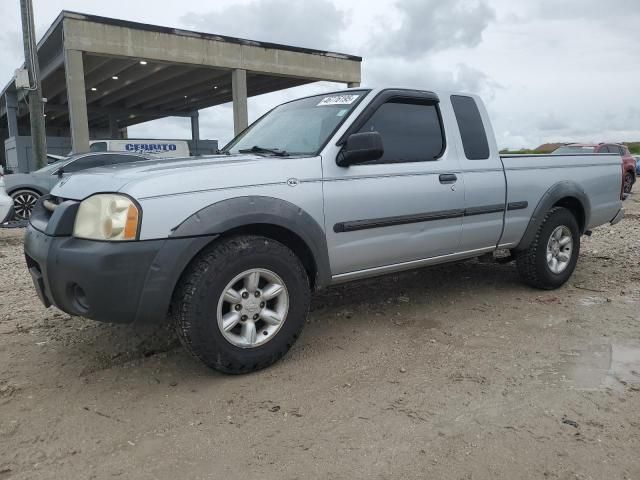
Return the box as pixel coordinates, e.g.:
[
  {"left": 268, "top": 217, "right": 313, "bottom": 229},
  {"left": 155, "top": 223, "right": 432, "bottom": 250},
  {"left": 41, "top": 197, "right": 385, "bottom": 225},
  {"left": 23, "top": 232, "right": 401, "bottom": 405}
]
[{"left": 356, "top": 100, "right": 444, "bottom": 164}]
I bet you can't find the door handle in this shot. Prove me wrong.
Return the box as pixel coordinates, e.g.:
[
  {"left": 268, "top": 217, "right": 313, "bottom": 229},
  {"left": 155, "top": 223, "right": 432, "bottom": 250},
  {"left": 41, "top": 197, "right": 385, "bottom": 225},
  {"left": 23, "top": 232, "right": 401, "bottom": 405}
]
[{"left": 439, "top": 173, "right": 457, "bottom": 184}]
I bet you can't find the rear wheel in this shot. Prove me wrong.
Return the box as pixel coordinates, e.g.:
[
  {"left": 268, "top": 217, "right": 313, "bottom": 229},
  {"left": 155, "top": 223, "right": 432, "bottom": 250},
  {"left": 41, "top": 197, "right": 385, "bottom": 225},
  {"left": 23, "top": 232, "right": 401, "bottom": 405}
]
[
  {"left": 623, "top": 172, "right": 634, "bottom": 194},
  {"left": 172, "top": 235, "right": 310, "bottom": 374},
  {"left": 516, "top": 207, "right": 580, "bottom": 290},
  {"left": 11, "top": 189, "right": 40, "bottom": 220}
]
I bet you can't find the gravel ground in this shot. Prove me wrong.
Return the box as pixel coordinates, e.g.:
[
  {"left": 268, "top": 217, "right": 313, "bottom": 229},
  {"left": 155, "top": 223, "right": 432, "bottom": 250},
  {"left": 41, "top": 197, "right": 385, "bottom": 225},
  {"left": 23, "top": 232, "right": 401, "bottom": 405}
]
[{"left": 1, "top": 197, "right": 639, "bottom": 480}]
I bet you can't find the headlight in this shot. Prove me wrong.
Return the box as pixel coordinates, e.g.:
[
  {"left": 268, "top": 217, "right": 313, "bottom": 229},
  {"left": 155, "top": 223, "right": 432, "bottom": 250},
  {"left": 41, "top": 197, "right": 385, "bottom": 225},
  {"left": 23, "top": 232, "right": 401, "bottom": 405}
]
[{"left": 73, "top": 194, "right": 140, "bottom": 241}]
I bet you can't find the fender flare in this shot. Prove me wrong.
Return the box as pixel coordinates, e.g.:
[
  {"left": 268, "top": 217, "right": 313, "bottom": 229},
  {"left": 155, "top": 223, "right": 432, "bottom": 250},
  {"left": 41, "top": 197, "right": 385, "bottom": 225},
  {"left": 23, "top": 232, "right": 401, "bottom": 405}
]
[
  {"left": 515, "top": 181, "right": 591, "bottom": 251},
  {"left": 170, "top": 196, "right": 331, "bottom": 288}
]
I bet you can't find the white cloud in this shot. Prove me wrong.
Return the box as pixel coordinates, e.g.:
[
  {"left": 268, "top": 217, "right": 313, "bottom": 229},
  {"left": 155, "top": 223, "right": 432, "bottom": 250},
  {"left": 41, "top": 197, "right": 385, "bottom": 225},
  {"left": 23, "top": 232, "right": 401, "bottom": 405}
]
[
  {"left": 373, "top": 0, "right": 495, "bottom": 59},
  {"left": 180, "top": 0, "right": 348, "bottom": 51}
]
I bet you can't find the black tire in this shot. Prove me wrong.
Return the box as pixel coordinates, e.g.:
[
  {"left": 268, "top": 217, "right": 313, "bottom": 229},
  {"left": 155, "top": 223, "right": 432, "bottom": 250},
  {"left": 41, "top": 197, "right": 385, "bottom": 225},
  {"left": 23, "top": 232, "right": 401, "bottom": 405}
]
[
  {"left": 516, "top": 207, "right": 580, "bottom": 290},
  {"left": 623, "top": 172, "right": 634, "bottom": 194},
  {"left": 172, "top": 235, "right": 310, "bottom": 374},
  {"left": 11, "top": 189, "right": 40, "bottom": 220}
]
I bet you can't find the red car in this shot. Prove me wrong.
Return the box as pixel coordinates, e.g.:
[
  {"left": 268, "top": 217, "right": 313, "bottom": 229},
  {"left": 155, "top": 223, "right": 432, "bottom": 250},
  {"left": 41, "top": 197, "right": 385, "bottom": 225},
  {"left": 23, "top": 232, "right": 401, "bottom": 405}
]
[{"left": 553, "top": 143, "right": 637, "bottom": 195}]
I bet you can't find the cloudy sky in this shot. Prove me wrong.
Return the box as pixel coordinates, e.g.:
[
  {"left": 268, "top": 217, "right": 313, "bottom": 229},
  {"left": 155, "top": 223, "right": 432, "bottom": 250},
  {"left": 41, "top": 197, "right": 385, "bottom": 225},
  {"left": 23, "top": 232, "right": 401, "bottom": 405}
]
[{"left": 1, "top": 0, "right": 639, "bottom": 149}]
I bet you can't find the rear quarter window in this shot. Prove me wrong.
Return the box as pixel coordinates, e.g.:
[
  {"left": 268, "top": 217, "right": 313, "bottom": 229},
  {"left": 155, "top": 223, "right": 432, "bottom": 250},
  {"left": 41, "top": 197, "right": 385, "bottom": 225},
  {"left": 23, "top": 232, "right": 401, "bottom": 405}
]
[{"left": 451, "top": 95, "right": 490, "bottom": 160}]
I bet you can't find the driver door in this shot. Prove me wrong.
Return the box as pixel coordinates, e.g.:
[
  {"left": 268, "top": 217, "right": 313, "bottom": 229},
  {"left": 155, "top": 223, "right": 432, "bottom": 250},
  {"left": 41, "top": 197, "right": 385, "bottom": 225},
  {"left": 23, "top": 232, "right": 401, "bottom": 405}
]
[{"left": 322, "top": 92, "right": 464, "bottom": 277}]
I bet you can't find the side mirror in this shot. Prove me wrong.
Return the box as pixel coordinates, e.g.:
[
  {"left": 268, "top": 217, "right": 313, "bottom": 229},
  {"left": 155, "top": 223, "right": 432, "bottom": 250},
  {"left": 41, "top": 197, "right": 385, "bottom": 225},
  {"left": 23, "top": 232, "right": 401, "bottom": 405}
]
[{"left": 336, "top": 131, "right": 384, "bottom": 167}]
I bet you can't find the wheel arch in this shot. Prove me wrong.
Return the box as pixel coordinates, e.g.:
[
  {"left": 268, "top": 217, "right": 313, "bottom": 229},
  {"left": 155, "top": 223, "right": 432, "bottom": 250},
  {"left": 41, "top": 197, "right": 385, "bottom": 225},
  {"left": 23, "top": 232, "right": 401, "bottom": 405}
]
[
  {"left": 552, "top": 196, "right": 586, "bottom": 233},
  {"left": 8, "top": 185, "right": 44, "bottom": 196},
  {"left": 515, "top": 182, "right": 590, "bottom": 251},
  {"left": 170, "top": 196, "right": 331, "bottom": 290},
  {"left": 8, "top": 186, "right": 44, "bottom": 220}
]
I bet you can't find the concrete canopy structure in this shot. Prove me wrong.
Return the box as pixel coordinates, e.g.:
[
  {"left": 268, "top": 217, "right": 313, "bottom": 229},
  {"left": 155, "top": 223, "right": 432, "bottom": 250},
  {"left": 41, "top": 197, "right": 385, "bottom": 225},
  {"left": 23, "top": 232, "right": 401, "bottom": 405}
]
[{"left": 0, "top": 10, "right": 362, "bottom": 162}]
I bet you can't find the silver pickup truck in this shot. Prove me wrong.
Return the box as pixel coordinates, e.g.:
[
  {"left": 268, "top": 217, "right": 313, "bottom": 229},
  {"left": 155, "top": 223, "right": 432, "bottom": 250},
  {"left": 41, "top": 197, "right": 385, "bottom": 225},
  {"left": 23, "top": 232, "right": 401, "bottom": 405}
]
[{"left": 24, "top": 88, "right": 624, "bottom": 374}]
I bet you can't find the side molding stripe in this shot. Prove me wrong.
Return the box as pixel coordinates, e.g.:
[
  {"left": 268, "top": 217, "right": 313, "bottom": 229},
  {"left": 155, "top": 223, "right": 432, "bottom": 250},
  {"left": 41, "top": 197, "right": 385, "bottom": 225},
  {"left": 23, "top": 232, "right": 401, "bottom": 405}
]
[
  {"left": 334, "top": 201, "right": 529, "bottom": 233},
  {"left": 464, "top": 204, "right": 504, "bottom": 217},
  {"left": 334, "top": 209, "right": 464, "bottom": 233},
  {"left": 507, "top": 201, "right": 528, "bottom": 211}
]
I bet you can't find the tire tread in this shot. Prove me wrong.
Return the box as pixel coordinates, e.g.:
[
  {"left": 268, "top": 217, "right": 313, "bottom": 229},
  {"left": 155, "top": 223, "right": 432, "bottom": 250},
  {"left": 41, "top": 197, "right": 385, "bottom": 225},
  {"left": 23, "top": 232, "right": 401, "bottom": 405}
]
[
  {"left": 516, "top": 207, "right": 579, "bottom": 290},
  {"left": 172, "top": 235, "right": 310, "bottom": 374}
]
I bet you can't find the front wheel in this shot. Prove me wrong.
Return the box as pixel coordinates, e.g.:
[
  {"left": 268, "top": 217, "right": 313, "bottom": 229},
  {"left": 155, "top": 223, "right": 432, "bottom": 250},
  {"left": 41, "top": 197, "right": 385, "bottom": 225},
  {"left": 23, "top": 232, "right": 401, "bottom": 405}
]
[
  {"left": 172, "top": 235, "right": 311, "bottom": 374},
  {"left": 516, "top": 207, "right": 580, "bottom": 290}
]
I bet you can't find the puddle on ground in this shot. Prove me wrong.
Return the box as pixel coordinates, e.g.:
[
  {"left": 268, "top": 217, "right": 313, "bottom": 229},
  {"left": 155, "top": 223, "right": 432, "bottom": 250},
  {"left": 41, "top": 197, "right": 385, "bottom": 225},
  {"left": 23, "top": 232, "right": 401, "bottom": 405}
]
[{"left": 538, "top": 343, "right": 640, "bottom": 392}]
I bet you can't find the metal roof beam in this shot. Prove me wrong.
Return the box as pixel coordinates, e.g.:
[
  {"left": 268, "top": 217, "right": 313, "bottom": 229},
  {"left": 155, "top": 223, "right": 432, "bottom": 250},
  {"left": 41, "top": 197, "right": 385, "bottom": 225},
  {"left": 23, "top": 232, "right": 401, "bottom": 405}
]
[
  {"left": 125, "top": 69, "right": 227, "bottom": 108},
  {"left": 156, "top": 86, "right": 231, "bottom": 111},
  {"left": 101, "top": 66, "right": 191, "bottom": 107},
  {"left": 58, "top": 57, "right": 140, "bottom": 105},
  {"left": 84, "top": 62, "right": 169, "bottom": 105},
  {"left": 44, "top": 54, "right": 111, "bottom": 102},
  {"left": 83, "top": 55, "right": 112, "bottom": 75},
  {"left": 174, "top": 76, "right": 310, "bottom": 113},
  {"left": 142, "top": 73, "right": 229, "bottom": 110},
  {"left": 83, "top": 58, "right": 139, "bottom": 92}
]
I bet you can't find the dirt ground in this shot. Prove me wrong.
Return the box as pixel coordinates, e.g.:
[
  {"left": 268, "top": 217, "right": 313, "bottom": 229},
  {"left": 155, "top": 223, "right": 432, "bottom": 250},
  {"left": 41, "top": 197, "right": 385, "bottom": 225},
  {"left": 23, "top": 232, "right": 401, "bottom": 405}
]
[{"left": 1, "top": 198, "right": 639, "bottom": 480}]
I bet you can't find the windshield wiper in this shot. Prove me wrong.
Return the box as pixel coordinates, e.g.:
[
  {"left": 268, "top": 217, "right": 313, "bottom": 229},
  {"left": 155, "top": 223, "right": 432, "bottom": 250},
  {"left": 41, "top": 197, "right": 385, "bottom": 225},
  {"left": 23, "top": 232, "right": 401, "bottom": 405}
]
[{"left": 238, "top": 145, "right": 289, "bottom": 157}]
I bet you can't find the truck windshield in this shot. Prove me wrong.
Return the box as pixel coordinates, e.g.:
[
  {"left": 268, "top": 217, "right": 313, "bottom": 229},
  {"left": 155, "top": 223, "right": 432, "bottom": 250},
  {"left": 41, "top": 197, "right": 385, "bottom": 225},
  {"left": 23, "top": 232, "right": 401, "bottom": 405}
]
[
  {"left": 224, "top": 91, "right": 368, "bottom": 156},
  {"left": 552, "top": 146, "right": 596, "bottom": 154}
]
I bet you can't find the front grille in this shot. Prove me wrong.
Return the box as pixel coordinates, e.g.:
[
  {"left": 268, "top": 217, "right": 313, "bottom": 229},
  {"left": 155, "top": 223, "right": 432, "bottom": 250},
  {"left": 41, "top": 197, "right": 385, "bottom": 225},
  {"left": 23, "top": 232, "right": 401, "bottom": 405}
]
[
  {"left": 30, "top": 195, "right": 65, "bottom": 231},
  {"left": 43, "top": 198, "right": 58, "bottom": 213},
  {"left": 29, "top": 195, "right": 80, "bottom": 236}
]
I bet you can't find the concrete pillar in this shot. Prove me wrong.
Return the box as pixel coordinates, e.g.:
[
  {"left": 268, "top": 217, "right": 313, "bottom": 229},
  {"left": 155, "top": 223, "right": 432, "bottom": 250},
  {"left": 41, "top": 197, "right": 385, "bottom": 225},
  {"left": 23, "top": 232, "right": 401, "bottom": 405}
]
[
  {"left": 64, "top": 49, "right": 90, "bottom": 153},
  {"left": 108, "top": 115, "right": 119, "bottom": 138},
  {"left": 190, "top": 111, "right": 200, "bottom": 155},
  {"left": 4, "top": 92, "right": 19, "bottom": 137},
  {"left": 348, "top": 82, "right": 361, "bottom": 88},
  {"left": 231, "top": 69, "right": 248, "bottom": 135}
]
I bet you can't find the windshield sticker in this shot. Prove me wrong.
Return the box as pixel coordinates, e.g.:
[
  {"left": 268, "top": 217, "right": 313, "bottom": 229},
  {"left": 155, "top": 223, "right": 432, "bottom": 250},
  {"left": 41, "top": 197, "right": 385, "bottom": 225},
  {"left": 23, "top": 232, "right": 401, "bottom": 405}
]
[
  {"left": 336, "top": 109, "right": 348, "bottom": 117},
  {"left": 317, "top": 94, "right": 360, "bottom": 106}
]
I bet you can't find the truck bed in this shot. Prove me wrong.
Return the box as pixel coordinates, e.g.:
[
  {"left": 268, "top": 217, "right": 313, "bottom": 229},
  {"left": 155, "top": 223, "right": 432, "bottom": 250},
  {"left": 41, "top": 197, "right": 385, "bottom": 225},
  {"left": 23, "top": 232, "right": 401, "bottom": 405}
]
[{"left": 498, "top": 153, "right": 622, "bottom": 248}]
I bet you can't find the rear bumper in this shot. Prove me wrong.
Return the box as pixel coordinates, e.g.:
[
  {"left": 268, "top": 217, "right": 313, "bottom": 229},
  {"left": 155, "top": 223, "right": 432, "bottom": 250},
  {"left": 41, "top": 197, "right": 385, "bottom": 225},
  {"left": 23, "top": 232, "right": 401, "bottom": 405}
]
[
  {"left": 610, "top": 207, "right": 625, "bottom": 225},
  {"left": 24, "top": 224, "right": 215, "bottom": 324}
]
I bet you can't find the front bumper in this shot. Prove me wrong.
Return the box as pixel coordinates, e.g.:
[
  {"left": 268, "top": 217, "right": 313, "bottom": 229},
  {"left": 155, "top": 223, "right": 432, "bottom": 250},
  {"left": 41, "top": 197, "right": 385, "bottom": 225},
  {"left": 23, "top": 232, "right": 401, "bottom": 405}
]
[
  {"left": 24, "top": 198, "right": 215, "bottom": 324},
  {"left": 1, "top": 204, "right": 14, "bottom": 224},
  {"left": 25, "top": 226, "right": 167, "bottom": 323}
]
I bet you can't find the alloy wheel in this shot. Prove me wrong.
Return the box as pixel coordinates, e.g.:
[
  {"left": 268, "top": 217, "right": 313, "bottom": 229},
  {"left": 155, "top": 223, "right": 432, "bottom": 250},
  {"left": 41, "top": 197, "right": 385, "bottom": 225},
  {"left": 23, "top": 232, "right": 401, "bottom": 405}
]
[
  {"left": 546, "top": 225, "right": 573, "bottom": 274},
  {"left": 216, "top": 268, "right": 289, "bottom": 348},
  {"left": 12, "top": 191, "right": 39, "bottom": 220}
]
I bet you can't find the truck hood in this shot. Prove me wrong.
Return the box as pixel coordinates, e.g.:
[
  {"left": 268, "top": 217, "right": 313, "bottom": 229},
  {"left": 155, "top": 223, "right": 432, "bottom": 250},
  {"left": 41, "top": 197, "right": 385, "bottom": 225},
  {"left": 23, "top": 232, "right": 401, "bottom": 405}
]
[{"left": 50, "top": 154, "right": 318, "bottom": 200}]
